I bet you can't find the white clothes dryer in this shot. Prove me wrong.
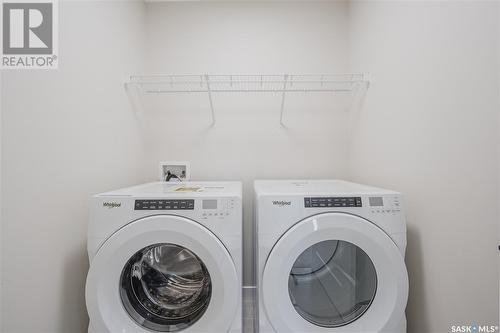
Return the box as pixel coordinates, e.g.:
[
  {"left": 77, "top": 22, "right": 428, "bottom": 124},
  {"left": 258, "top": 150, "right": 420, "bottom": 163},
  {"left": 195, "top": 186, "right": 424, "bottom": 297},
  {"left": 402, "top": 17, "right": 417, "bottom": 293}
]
[
  {"left": 254, "top": 180, "right": 408, "bottom": 333},
  {"left": 85, "top": 182, "right": 242, "bottom": 333}
]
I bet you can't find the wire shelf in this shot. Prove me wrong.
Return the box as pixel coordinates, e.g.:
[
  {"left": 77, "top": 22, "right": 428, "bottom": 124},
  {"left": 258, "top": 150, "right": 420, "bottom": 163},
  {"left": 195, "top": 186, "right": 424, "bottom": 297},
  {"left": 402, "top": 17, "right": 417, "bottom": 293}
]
[{"left": 125, "top": 74, "right": 370, "bottom": 126}]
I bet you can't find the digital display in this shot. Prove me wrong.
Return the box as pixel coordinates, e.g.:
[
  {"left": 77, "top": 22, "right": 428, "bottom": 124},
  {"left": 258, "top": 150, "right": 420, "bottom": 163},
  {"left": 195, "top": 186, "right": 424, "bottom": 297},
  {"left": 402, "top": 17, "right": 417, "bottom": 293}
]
[
  {"left": 202, "top": 199, "right": 218, "bottom": 209},
  {"left": 369, "top": 197, "right": 384, "bottom": 206}
]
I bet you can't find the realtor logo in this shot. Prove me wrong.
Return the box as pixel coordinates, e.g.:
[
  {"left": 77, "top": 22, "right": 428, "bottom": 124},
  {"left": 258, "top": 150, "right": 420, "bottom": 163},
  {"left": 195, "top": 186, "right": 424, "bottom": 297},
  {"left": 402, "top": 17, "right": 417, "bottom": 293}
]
[{"left": 1, "top": 0, "right": 58, "bottom": 69}]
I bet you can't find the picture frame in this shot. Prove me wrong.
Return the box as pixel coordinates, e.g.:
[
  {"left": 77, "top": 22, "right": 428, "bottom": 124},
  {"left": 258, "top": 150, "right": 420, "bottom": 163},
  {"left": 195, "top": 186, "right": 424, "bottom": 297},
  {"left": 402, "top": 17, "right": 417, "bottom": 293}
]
[{"left": 159, "top": 161, "right": 191, "bottom": 182}]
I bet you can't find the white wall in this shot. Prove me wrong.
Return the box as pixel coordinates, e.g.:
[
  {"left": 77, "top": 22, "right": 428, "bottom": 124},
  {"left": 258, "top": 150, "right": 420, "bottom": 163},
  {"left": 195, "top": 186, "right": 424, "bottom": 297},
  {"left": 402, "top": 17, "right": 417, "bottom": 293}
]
[
  {"left": 0, "top": 1, "right": 145, "bottom": 332},
  {"left": 141, "top": 1, "right": 351, "bottom": 285},
  {"left": 348, "top": 1, "right": 499, "bottom": 332},
  {"left": 1, "top": 1, "right": 499, "bottom": 332}
]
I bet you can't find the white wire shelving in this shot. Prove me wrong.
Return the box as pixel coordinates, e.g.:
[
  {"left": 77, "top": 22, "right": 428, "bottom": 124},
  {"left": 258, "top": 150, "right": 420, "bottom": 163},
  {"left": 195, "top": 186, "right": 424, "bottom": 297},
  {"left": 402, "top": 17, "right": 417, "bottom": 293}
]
[{"left": 125, "top": 74, "right": 369, "bottom": 127}]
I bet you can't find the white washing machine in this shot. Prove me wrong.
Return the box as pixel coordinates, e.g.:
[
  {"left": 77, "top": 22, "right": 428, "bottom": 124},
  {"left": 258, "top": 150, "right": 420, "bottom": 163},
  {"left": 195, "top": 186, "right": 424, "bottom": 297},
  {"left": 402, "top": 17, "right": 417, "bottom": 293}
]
[
  {"left": 85, "top": 181, "right": 242, "bottom": 333},
  {"left": 254, "top": 180, "right": 409, "bottom": 333}
]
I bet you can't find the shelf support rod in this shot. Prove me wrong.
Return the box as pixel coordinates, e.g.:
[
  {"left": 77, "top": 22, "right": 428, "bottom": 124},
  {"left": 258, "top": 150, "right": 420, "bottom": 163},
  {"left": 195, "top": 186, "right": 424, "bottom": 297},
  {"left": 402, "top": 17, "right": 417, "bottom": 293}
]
[
  {"left": 279, "top": 74, "right": 289, "bottom": 127},
  {"left": 205, "top": 74, "right": 216, "bottom": 127}
]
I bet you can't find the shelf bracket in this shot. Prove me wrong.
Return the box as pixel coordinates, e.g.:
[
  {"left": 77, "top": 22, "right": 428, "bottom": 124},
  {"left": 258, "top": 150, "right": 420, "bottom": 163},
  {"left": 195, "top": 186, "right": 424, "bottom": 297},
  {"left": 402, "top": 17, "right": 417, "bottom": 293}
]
[
  {"left": 205, "top": 74, "right": 216, "bottom": 127},
  {"left": 279, "top": 74, "right": 289, "bottom": 127},
  {"left": 124, "top": 80, "right": 145, "bottom": 118}
]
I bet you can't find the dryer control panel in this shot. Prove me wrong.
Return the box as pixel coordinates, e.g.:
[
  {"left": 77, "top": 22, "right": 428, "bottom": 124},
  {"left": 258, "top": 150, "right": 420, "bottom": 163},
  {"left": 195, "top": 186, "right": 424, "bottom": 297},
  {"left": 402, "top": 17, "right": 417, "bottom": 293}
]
[
  {"left": 305, "top": 197, "right": 362, "bottom": 208},
  {"left": 368, "top": 195, "right": 402, "bottom": 215}
]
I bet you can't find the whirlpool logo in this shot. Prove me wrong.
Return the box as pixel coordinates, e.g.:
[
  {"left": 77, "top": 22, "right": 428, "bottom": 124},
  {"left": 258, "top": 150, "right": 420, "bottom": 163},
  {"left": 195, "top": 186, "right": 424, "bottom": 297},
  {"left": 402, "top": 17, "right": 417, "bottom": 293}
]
[
  {"left": 272, "top": 200, "right": 291, "bottom": 207},
  {"left": 103, "top": 202, "right": 121, "bottom": 209}
]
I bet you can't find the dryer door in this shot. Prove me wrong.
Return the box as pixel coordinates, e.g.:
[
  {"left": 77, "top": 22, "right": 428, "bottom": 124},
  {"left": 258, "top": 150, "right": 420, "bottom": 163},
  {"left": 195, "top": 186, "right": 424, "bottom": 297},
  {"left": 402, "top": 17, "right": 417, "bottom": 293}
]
[
  {"left": 86, "top": 215, "right": 239, "bottom": 333},
  {"left": 262, "top": 212, "right": 408, "bottom": 333}
]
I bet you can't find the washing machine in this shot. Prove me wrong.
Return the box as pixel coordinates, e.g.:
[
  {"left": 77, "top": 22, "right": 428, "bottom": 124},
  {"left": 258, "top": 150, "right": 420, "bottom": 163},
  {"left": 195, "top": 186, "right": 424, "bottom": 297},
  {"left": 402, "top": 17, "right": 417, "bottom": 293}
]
[
  {"left": 254, "top": 180, "right": 409, "bottom": 333},
  {"left": 85, "top": 181, "right": 242, "bottom": 333}
]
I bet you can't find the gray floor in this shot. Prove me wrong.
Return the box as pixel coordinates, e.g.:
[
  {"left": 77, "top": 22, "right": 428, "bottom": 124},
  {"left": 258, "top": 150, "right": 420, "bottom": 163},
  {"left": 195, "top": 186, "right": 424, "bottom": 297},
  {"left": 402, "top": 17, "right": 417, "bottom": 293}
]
[{"left": 243, "top": 286, "right": 256, "bottom": 333}]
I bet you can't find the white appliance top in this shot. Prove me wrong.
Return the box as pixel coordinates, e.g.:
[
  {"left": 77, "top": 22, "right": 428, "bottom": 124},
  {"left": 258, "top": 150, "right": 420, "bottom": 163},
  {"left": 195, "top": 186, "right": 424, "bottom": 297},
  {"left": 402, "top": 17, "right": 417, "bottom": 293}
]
[
  {"left": 95, "top": 181, "right": 242, "bottom": 198},
  {"left": 254, "top": 179, "right": 399, "bottom": 196}
]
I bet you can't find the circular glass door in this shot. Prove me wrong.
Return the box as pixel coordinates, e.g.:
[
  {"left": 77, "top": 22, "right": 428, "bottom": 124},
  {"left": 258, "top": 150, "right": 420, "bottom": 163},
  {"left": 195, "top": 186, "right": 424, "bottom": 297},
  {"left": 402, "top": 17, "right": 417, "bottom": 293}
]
[
  {"left": 288, "top": 240, "right": 377, "bottom": 328},
  {"left": 120, "top": 243, "right": 212, "bottom": 332}
]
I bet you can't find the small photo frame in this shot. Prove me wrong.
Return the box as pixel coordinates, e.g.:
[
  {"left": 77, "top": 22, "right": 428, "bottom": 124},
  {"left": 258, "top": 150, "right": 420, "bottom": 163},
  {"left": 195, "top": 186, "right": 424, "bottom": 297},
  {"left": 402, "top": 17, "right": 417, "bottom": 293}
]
[{"left": 159, "top": 161, "right": 191, "bottom": 182}]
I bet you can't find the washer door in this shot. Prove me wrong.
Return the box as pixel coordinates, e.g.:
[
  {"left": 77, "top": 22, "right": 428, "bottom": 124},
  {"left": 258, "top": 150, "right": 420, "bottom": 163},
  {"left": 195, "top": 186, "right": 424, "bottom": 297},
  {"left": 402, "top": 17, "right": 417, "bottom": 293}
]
[
  {"left": 262, "top": 213, "right": 408, "bottom": 333},
  {"left": 86, "top": 215, "right": 239, "bottom": 333}
]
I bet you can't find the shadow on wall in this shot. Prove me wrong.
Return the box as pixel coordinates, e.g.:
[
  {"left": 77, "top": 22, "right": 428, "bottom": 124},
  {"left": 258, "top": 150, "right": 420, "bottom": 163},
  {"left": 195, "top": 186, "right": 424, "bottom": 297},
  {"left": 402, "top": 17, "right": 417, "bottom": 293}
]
[
  {"left": 406, "top": 224, "right": 429, "bottom": 333},
  {"left": 58, "top": 244, "right": 89, "bottom": 332}
]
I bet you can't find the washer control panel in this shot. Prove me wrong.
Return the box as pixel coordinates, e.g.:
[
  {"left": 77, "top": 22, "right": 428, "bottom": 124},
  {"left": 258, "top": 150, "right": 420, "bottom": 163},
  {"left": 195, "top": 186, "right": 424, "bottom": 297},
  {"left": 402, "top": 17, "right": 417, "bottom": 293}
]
[
  {"left": 201, "top": 198, "right": 236, "bottom": 219},
  {"left": 135, "top": 199, "right": 195, "bottom": 210},
  {"left": 305, "top": 197, "right": 362, "bottom": 208}
]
